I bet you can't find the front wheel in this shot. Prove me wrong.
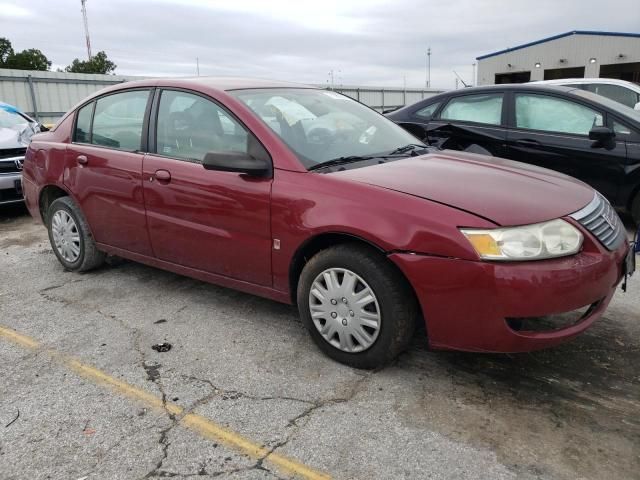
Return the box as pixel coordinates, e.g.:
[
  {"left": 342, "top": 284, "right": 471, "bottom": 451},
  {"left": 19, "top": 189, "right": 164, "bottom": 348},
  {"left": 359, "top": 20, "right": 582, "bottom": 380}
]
[
  {"left": 297, "top": 244, "right": 417, "bottom": 369},
  {"left": 47, "top": 196, "right": 105, "bottom": 272}
]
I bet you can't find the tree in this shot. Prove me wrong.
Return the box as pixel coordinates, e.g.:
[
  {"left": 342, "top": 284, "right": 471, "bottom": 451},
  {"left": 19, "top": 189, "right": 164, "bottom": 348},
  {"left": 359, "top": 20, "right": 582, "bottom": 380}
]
[
  {"left": 0, "top": 37, "right": 51, "bottom": 71},
  {"left": 0, "top": 37, "right": 14, "bottom": 65},
  {"left": 65, "top": 51, "right": 117, "bottom": 74},
  {"left": 5, "top": 48, "right": 51, "bottom": 71}
]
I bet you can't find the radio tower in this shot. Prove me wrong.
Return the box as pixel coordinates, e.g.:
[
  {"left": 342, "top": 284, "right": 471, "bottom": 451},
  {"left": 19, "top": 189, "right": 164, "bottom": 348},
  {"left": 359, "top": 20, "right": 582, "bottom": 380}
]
[{"left": 80, "top": 0, "right": 92, "bottom": 60}]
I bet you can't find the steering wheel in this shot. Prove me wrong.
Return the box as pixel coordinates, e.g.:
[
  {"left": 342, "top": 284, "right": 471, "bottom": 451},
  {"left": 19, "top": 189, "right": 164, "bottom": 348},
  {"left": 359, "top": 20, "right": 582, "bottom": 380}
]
[{"left": 307, "top": 126, "right": 335, "bottom": 145}]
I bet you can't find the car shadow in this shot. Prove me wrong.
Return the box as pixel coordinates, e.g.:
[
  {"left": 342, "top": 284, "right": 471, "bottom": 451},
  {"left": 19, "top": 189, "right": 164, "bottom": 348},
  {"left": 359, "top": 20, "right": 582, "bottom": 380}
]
[{"left": 0, "top": 203, "right": 29, "bottom": 221}]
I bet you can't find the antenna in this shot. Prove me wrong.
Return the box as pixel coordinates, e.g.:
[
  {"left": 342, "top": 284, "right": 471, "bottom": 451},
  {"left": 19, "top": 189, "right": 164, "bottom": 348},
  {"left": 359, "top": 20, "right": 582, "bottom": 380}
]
[
  {"left": 453, "top": 70, "right": 469, "bottom": 88},
  {"left": 80, "top": 0, "right": 92, "bottom": 60}
]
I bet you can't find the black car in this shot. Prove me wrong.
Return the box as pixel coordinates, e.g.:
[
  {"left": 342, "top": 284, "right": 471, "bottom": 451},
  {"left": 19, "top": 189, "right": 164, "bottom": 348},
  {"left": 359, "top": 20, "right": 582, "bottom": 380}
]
[{"left": 387, "top": 85, "right": 640, "bottom": 223}]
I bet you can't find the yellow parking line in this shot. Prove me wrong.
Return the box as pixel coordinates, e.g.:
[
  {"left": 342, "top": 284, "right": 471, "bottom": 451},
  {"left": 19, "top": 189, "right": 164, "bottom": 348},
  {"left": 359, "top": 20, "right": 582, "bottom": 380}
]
[{"left": 0, "top": 324, "right": 331, "bottom": 480}]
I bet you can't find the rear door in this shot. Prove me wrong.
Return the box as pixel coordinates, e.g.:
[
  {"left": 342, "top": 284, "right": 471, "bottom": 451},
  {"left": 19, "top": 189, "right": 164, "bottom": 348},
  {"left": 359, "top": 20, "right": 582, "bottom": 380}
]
[
  {"left": 142, "top": 89, "right": 273, "bottom": 286},
  {"left": 65, "top": 89, "right": 154, "bottom": 255},
  {"left": 427, "top": 92, "right": 509, "bottom": 157},
  {"left": 505, "top": 92, "right": 626, "bottom": 202}
]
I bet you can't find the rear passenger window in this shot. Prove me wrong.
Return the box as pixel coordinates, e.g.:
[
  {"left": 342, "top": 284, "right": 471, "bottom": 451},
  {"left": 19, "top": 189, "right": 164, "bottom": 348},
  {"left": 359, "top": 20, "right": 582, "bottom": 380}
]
[
  {"left": 440, "top": 94, "right": 503, "bottom": 125},
  {"left": 91, "top": 90, "right": 150, "bottom": 151},
  {"left": 74, "top": 102, "right": 93, "bottom": 143},
  {"left": 155, "top": 90, "right": 249, "bottom": 162}
]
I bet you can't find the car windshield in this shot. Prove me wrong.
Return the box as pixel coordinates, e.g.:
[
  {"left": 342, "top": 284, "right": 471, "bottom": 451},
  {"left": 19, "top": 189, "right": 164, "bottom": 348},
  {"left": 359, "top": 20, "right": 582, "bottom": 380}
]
[
  {"left": 0, "top": 104, "right": 31, "bottom": 130},
  {"left": 230, "top": 88, "right": 424, "bottom": 169},
  {"left": 573, "top": 89, "right": 640, "bottom": 123}
]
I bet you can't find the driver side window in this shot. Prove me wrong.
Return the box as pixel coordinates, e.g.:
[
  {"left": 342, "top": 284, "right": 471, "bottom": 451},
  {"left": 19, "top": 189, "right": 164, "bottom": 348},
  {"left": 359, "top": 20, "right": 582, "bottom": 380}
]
[{"left": 156, "top": 90, "right": 249, "bottom": 162}]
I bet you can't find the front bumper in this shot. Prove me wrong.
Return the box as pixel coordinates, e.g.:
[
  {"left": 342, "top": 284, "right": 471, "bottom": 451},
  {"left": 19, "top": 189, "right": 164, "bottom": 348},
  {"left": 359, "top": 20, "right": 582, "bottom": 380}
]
[
  {"left": 390, "top": 239, "right": 628, "bottom": 353},
  {"left": 0, "top": 172, "right": 23, "bottom": 205}
]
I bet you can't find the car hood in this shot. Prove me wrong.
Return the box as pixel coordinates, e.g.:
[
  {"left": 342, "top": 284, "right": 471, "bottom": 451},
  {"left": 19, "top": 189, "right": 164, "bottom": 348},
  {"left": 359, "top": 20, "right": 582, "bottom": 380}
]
[
  {"left": 331, "top": 150, "right": 594, "bottom": 226},
  {"left": 0, "top": 125, "right": 36, "bottom": 149}
]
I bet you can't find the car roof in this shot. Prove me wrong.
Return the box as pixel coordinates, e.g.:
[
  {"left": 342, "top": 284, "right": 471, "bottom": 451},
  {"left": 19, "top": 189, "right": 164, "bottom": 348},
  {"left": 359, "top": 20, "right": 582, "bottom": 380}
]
[
  {"left": 103, "top": 76, "right": 317, "bottom": 93},
  {"left": 388, "top": 84, "right": 577, "bottom": 116},
  {"left": 532, "top": 78, "right": 640, "bottom": 89}
]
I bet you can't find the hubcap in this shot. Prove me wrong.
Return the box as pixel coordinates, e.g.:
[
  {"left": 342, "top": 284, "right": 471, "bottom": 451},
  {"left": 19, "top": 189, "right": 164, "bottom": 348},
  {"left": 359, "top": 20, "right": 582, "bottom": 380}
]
[
  {"left": 51, "top": 210, "right": 81, "bottom": 263},
  {"left": 308, "top": 268, "right": 381, "bottom": 353}
]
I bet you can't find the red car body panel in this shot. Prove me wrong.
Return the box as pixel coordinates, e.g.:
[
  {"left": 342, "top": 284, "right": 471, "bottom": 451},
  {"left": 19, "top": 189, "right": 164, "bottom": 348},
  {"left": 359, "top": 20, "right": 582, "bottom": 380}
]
[
  {"left": 142, "top": 154, "right": 273, "bottom": 285},
  {"left": 335, "top": 151, "right": 595, "bottom": 226},
  {"left": 22, "top": 77, "right": 630, "bottom": 354},
  {"left": 390, "top": 237, "right": 626, "bottom": 352}
]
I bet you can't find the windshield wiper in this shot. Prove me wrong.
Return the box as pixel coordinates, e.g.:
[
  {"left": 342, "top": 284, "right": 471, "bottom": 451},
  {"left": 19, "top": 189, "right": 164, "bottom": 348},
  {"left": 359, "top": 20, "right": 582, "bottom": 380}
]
[
  {"left": 308, "top": 155, "right": 375, "bottom": 171},
  {"left": 387, "top": 144, "right": 428, "bottom": 156}
]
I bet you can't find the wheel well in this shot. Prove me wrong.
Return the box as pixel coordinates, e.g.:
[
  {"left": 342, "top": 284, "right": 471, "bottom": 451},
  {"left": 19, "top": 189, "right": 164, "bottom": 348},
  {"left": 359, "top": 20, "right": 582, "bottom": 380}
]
[
  {"left": 627, "top": 183, "right": 640, "bottom": 211},
  {"left": 39, "top": 185, "right": 68, "bottom": 222},
  {"left": 288, "top": 233, "right": 423, "bottom": 324}
]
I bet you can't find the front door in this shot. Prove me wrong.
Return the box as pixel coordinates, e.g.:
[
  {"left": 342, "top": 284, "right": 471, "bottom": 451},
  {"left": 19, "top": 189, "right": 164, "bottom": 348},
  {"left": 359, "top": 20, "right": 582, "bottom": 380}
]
[
  {"left": 505, "top": 92, "right": 626, "bottom": 202},
  {"left": 65, "top": 89, "right": 153, "bottom": 256},
  {"left": 142, "top": 89, "right": 273, "bottom": 286},
  {"left": 427, "top": 92, "right": 509, "bottom": 157}
]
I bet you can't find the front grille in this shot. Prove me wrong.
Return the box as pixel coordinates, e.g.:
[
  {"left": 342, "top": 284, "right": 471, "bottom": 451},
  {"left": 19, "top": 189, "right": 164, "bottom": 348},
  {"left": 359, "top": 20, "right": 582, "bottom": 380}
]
[
  {"left": 570, "top": 193, "right": 625, "bottom": 251},
  {"left": 0, "top": 157, "right": 23, "bottom": 174},
  {"left": 0, "top": 147, "right": 26, "bottom": 160},
  {"left": 506, "top": 300, "right": 602, "bottom": 332}
]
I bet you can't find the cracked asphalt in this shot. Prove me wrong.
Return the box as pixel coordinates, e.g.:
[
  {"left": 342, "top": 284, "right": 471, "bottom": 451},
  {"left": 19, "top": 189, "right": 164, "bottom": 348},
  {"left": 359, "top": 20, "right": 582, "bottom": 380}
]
[{"left": 0, "top": 204, "right": 639, "bottom": 480}]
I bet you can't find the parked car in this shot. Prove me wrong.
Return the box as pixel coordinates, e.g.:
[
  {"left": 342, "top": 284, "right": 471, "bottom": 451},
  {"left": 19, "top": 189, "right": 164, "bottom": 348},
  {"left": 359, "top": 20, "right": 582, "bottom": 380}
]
[
  {"left": 0, "top": 102, "right": 43, "bottom": 206},
  {"left": 531, "top": 78, "right": 640, "bottom": 110},
  {"left": 387, "top": 84, "right": 640, "bottom": 223},
  {"left": 22, "top": 78, "right": 633, "bottom": 368}
]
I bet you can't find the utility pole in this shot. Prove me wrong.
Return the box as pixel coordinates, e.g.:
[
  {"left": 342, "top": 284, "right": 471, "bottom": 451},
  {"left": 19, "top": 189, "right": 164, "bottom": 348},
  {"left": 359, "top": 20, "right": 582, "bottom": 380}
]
[
  {"left": 196, "top": 57, "right": 200, "bottom": 76},
  {"left": 472, "top": 62, "right": 476, "bottom": 87},
  {"left": 426, "top": 47, "right": 431, "bottom": 88},
  {"left": 80, "top": 0, "right": 92, "bottom": 60}
]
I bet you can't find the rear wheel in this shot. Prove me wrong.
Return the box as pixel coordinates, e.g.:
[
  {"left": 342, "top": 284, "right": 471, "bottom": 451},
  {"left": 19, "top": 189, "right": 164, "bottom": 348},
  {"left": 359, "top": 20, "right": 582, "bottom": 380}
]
[
  {"left": 297, "top": 244, "right": 416, "bottom": 369},
  {"left": 47, "top": 196, "right": 105, "bottom": 272}
]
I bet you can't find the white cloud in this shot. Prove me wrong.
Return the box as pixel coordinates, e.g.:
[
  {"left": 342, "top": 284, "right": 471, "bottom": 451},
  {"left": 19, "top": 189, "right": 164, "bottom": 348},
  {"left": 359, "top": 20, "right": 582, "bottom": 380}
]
[
  {"left": 0, "top": 3, "right": 32, "bottom": 17},
  {"left": 1, "top": 0, "right": 639, "bottom": 90}
]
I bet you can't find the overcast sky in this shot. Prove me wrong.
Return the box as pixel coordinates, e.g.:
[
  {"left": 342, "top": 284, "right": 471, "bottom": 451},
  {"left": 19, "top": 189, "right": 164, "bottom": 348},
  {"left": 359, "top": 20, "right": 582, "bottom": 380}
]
[{"left": 2, "top": 0, "right": 639, "bottom": 89}]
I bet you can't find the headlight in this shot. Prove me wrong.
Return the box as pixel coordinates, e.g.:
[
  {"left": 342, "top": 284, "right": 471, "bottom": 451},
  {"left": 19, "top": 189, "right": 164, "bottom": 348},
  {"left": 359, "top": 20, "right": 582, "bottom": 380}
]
[{"left": 460, "top": 219, "right": 583, "bottom": 261}]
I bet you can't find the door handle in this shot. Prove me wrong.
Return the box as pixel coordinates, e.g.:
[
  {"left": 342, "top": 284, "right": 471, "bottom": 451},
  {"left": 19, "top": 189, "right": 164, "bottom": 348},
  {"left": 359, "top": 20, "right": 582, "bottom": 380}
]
[
  {"left": 514, "top": 139, "right": 540, "bottom": 147},
  {"left": 154, "top": 169, "right": 171, "bottom": 182},
  {"left": 77, "top": 155, "right": 88, "bottom": 165}
]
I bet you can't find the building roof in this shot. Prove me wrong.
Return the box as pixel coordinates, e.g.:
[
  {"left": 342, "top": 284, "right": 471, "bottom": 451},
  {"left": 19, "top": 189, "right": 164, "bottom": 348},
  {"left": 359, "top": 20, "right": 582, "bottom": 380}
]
[{"left": 476, "top": 30, "right": 640, "bottom": 61}]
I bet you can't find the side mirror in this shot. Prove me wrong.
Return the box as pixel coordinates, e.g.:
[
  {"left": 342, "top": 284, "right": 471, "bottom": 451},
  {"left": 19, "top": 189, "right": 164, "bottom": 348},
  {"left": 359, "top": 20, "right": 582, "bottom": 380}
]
[
  {"left": 202, "top": 151, "right": 271, "bottom": 177},
  {"left": 634, "top": 101, "right": 640, "bottom": 111},
  {"left": 588, "top": 126, "right": 615, "bottom": 142}
]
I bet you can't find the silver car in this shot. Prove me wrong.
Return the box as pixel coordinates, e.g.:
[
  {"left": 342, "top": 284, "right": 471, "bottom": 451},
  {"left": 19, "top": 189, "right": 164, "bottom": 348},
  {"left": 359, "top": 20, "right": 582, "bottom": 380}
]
[{"left": 0, "top": 102, "right": 42, "bottom": 206}]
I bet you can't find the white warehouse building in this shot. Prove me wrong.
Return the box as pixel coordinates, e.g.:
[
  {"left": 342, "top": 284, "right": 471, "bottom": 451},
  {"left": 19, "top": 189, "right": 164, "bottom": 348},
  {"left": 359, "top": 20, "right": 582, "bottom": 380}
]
[{"left": 476, "top": 30, "right": 640, "bottom": 85}]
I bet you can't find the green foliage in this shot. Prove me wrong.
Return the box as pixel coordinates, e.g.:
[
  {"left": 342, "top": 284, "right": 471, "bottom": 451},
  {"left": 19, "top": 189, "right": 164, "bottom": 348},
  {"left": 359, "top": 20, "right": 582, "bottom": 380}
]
[
  {"left": 65, "top": 51, "right": 117, "bottom": 74},
  {"left": 0, "top": 37, "right": 51, "bottom": 71},
  {"left": 0, "top": 38, "right": 14, "bottom": 65},
  {"left": 0, "top": 37, "right": 117, "bottom": 75}
]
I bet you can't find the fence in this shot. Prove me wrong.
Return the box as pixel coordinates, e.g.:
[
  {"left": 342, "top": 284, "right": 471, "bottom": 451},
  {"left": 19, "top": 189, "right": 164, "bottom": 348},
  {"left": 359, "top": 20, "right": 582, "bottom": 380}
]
[{"left": 0, "top": 68, "right": 443, "bottom": 124}]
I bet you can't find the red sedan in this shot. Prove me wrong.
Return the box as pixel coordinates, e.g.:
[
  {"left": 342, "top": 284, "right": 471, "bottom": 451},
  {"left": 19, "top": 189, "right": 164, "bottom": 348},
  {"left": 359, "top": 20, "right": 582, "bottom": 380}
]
[{"left": 22, "top": 78, "right": 633, "bottom": 368}]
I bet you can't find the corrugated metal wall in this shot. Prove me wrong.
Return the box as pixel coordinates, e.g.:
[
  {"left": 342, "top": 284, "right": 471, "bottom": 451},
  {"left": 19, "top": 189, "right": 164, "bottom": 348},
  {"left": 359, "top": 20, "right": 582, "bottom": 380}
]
[
  {"left": 0, "top": 69, "right": 442, "bottom": 124},
  {"left": 335, "top": 86, "right": 439, "bottom": 112},
  {"left": 0, "top": 69, "right": 141, "bottom": 124}
]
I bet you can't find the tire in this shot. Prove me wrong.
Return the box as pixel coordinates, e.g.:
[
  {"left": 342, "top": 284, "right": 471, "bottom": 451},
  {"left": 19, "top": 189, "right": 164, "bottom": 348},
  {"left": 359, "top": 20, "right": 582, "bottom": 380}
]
[
  {"left": 297, "top": 244, "right": 417, "bottom": 369},
  {"left": 47, "top": 196, "right": 105, "bottom": 272},
  {"left": 632, "top": 192, "right": 640, "bottom": 226}
]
